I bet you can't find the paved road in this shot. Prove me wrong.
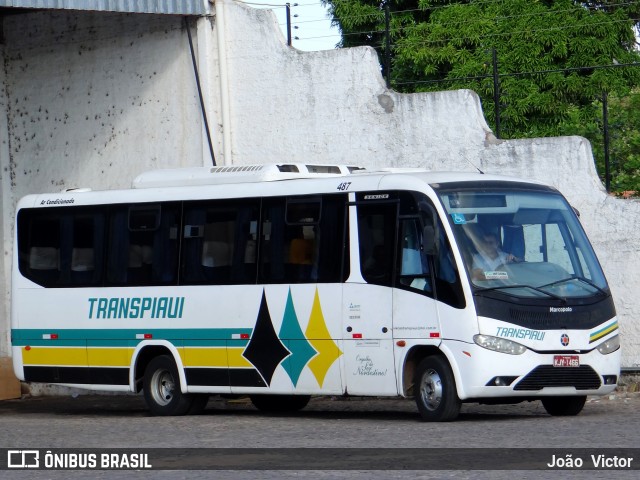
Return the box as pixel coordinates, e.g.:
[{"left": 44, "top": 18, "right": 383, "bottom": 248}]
[{"left": 0, "top": 392, "right": 638, "bottom": 479}]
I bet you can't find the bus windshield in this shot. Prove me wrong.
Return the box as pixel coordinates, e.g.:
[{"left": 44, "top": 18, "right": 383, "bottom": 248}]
[{"left": 436, "top": 185, "right": 608, "bottom": 299}]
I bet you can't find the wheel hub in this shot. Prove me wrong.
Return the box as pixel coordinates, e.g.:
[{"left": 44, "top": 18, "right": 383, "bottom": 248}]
[
  {"left": 151, "top": 369, "right": 175, "bottom": 406},
  {"left": 419, "top": 368, "right": 443, "bottom": 411}
]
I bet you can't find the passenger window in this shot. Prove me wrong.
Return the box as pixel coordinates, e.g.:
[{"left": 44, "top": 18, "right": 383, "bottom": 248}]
[
  {"left": 182, "top": 200, "right": 259, "bottom": 285},
  {"left": 67, "top": 214, "right": 104, "bottom": 286},
  {"left": 18, "top": 208, "right": 105, "bottom": 287},
  {"left": 259, "top": 194, "right": 347, "bottom": 284},
  {"left": 286, "top": 196, "right": 321, "bottom": 224},
  {"left": 107, "top": 203, "right": 179, "bottom": 286},
  {"left": 357, "top": 201, "right": 397, "bottom": 287},
  {"left": 18, "top": 213, "right": 61, "bottom": 286},
  {"left": 398, "top": 218, "right": 432, "bottom": 293}
]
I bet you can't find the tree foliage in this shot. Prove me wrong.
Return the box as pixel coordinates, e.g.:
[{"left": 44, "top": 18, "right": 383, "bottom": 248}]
[
  {"left": 323, "top": 0, "right": 640, "bottom": 192},
  {"left": 560, "top": 90, "right": 640, "bottom": 193}
]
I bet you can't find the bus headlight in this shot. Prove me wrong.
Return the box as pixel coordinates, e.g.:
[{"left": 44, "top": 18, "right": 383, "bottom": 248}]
[
  {"left": 473, "top": 334, "right": 527, "bottom": 355},
  {"left": 597, "top": 335, "right": 620, "bottom": 355}
]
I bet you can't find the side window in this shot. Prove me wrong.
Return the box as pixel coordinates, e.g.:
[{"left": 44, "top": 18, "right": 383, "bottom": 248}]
[
  {"left": 434, "top": 218, "right": 465, "bottom": 308},
  {"left": 259, "top": 194, "right": 348, "bottom": 284},
  {"left": 17, "top": 207, "right": 105, "bottom": 287},
  {"left": 316, "top": 194, "right": 349, "bottom": 282},
  {"left": 18, "top": 210, "right": 62, "bottom": 286},
  {"left": 410, "top": 190, "right": 464, "bottom": 308},
  {"left": 397, "top": 218, "right": 432, "bottom": 294},
  {"left": 66, "top": 213, "right": 105, "bottom": 286},
  {"left": 106, "top": 203, "right": 180, "bottom": 286},
  {"left": 182, "top": 200, "right": 259, "bottom": 285},
  {"left": 546, "top": 223, "right": 573, "bottom": 274},
  {"left": 357, "top": 200, "right": 397, "bottom": 287}
]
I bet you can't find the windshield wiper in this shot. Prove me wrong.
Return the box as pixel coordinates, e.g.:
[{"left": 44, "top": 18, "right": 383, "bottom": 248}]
[
  {"left": 539, "top": 276, "right": 608, "bottom": 296},
  {"left": 475, "top": 284, "right": 566, "bottom": 302}
]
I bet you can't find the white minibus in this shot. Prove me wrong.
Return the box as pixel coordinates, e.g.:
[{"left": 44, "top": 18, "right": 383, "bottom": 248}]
[{"left": 11, "top": 164, "right": 620, "bottom": 421}]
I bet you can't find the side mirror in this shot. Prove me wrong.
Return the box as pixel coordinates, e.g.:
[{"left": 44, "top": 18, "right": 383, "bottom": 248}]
[
  {"left": 422, "top": 224, "right": 438, "bottom": 256},
  {"left": 572, "top": 205, "right": 581, "bottom": 218}
]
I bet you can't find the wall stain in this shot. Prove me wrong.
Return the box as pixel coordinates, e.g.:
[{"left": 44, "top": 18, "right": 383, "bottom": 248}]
[{"left": 377, "top": 94, "right": 394, "bottom": 113}]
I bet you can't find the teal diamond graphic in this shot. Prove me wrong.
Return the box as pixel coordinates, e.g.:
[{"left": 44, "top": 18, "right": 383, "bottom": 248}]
[{"left": 279, "top": 289, "right": 316, "bottom": 387}]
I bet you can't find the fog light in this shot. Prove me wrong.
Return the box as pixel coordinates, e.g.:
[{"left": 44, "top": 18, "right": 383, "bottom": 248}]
[
  {"left": 603, "top": 375, "right": 618, "bottom": 385},
  {"left": 486, "top": 376, "right": 518, "bottom": 387}
]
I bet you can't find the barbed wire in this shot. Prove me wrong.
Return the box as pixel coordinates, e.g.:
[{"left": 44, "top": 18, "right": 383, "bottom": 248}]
[
  {"left": 237, "top": 0, "right": 640, "bottom": 25},
  {"left": 235, "top": 0, "right": 640, "bottom": 50},
  {"left": 393, "top": 61, "right": 640, "bottom": 88},
  {"left": 288, "top": 0, "right": 640, "bottom": 26}
]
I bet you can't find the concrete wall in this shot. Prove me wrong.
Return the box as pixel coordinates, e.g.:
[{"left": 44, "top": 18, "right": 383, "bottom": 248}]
[
  {"left": 0, "top": 11, "right": 208, "bottom": 358},
  {"left": 0, "top": 2, "right": 638, "bottom": 367},
  {"left": 215, "top": 2, "right": 640, "bottom": 367}
]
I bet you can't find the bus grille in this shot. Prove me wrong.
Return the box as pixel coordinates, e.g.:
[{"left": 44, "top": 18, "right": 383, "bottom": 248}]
[{"left": 513, "top": 365, "right": 602, "bottom": 391}]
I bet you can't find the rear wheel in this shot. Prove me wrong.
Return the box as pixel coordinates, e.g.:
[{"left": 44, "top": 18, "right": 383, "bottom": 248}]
[
  {"left": 143, "top": 355, "right": 194, "bottom": 416},
  {"left": 414, "top": 356, "right": 461, "bottom": 422},
  {"left": 250, "top": 394, "right": 311, "bottom": 412},
  {"left": 541, "top": 396, "right": 587, "bottom": 416}
]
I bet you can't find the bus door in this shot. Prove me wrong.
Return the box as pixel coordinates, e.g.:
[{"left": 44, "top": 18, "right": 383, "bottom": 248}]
[
  {"left": 393, "top": 193, "right": 466, "bottom": 348},
  {"left": 342, "top": 197, "right": 398, "bottom": 395},
  {"left": 392, "top": 205, "right": 442, "bottom": 352}
]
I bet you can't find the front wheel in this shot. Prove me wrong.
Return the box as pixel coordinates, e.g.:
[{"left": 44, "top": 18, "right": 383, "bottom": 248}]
[
  {"left": 541, "top": 396, "right": 587, "bottom": 416},
  {"left": 143, "top": 355, "right": 194, "bottom": 416},
  {"left": 414, "top": 356, "right": 461, "bottom": 422}
]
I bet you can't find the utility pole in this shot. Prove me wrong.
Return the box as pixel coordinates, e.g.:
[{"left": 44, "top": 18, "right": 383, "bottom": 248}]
[
  {"left": 603, "top": 91, "right": 611, "bottom": 192},
  {"left": 492, "top": 49, "right": 501, "bottom": 139},
  {"left": 385, "top": 4, "right": 391, "bottom": 89},
  {"left": 286, "top": 3, "right": 292, "bottom": 46}
]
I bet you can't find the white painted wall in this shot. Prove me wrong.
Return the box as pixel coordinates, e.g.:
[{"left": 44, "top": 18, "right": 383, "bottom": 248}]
[
  {"left": 2, "top": 11, "right": 208, "bottom": 198},
  {"left": 215, "top": 3, "right": 640, "bottom": 367},
  {"left": 0, "top": 11, "right": 210, "bottom": 359},
  {"left": 0, "top": 3, "right": 637, "bottom": 368}
]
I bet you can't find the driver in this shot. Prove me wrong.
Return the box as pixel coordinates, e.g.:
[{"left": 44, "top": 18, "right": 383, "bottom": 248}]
[{"left": 472, "top": 232, "right": 519, "bottom": 276}]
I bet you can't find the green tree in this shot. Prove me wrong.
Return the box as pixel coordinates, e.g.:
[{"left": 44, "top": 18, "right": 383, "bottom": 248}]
[
  {"left": 560, "top": 91, "right": 640, "bottom": 193},
  {"left": 323, "top": 0, "right": 640, "bottom": 191}
]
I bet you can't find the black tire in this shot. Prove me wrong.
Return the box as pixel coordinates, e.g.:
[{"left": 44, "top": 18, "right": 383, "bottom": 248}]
[
  {"left": 250, "top": 394, "right": 311, "bottom": 413},
  {"left": 541, "top": 396, "right": 587, "bottom": 416},
  {"left": 414, "top": 356, "right": 461, "bottom": 422},
  {"left": 143, "top": 355, "right": 194, "bottom": 416}
]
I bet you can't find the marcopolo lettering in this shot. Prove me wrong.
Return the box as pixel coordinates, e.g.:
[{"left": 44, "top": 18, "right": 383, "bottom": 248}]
[
  {"left": 496, "top": 326, "right": 546, "bottom": 341},
  {"left": 88, "top": 297, "right": 185, "bottom": 319},
  {"left": 550, "top": 306, "right": 573, "bottom": 313}
]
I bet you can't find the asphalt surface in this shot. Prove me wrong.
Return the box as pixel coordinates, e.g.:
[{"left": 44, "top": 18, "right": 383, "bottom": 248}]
[{"left": 0, "top": 391, "right": 638, "bottom": 479}]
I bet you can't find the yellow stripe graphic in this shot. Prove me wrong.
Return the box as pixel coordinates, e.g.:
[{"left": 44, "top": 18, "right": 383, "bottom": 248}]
[
  {"left": 87, "top": 348, "right": 134, "bottom": 367},
  {"left": 25, "top": 346, "right": 253, "bottom": 369},
  {"left": 23, "top": 347, "right": 134, "bottom": 367},
  {"left": 23, "top": 347, "right": 86, "bottom": 366},
  {"left": 590, "top": 322, "right": 618, "bottom": 343},
  {"left": 228, "top": 348, "right": 252, "bottom": 368},
  {"left": 182, "top": 347, "right": 251, "bottom": 368}
]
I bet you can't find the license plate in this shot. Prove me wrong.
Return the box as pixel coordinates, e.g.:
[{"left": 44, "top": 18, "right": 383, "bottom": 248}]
[{"left": 553, "top": 355, "right": 579, "bottom": 367}]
